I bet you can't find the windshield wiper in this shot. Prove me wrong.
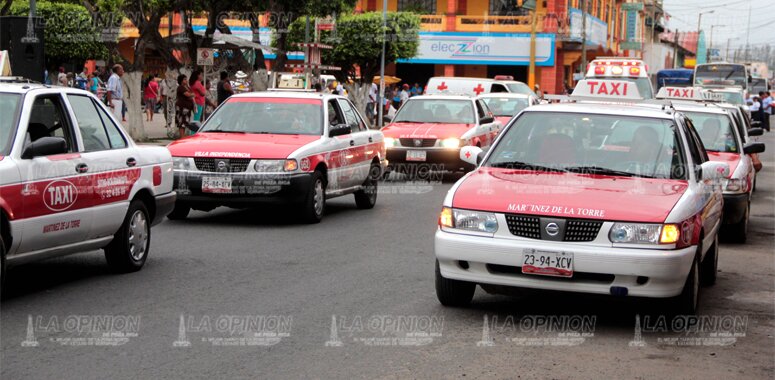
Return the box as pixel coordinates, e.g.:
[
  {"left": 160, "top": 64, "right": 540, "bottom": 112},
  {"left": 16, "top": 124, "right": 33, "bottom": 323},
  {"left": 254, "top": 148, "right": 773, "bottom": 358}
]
[
  {"left": 488, "top": 161, "right": 566, "bottom": 172},
  {"left": 204, "top": 129, "right": 246, "bottom": 134},
  {"left": 564, "top": 165, "right": 654, "bottom": 178}
]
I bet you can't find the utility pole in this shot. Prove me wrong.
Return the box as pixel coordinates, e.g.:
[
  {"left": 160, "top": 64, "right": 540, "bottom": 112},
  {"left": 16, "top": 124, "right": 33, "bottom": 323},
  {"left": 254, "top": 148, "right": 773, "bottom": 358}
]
[
  {"left": 726, "top": 37, "right": 739, "bottom": 62},
  {"left": 745, "top": 1, "right": 751, "bottom": 62},
  {"left": 377, "top": 0, "right": 387, "bottom": 129},
  {"left": 527, "top": 0, "right": 538, "bottom": 89},
  {"left": 581, "top": 0, "right": 588, "bottom": 75},
  {"left": 708, "top": 25, "right": 725, "bottom": 62}
]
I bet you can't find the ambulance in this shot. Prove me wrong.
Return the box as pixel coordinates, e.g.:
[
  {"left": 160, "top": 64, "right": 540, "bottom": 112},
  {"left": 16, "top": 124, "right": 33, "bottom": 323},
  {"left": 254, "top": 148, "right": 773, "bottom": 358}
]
[
  {"left": 584, "top": 57, "right": 654, "bottom": 99},
  {"left": 655, "top": 86, "right": 766, "bottom": 243},
  {"left": 434, "top": 79, "right": 727, "bottom": 314},
  {"left": 425, "top": 77, "right": 535, "bottom": 97}
]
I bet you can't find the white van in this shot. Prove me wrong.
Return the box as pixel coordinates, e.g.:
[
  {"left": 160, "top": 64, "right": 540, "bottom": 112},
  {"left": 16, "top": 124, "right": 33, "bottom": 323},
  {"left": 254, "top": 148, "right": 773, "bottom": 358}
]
[{"left": 425, "top": 77, "right": 535, "bottom": 97}]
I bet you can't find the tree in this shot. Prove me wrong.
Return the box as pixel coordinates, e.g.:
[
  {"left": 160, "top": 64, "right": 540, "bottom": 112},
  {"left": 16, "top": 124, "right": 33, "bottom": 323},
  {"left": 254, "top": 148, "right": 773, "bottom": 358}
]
[{"left": 287, "top": 11, "right": 420, "bottom": 123}]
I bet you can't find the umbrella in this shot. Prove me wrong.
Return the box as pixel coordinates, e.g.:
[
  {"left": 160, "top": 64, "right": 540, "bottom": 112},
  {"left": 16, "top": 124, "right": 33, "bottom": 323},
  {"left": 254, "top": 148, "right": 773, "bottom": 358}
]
[{"left": 373, "top": 76, "right": 401, "bottom": 85}]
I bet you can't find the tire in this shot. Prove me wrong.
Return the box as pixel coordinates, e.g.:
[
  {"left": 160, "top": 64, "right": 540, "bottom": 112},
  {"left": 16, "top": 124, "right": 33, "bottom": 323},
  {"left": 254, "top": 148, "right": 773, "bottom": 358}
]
[
  {"left": 700, "top": 234, "right": 719, "bottom": 286},
  {"left": 670, "top": 254, "right": 700, "bottom": 315},
  {"left": 167, "top": 202, "right": 190, "bottom": 220},
  {"left": 105, "top": 200, "right": 151, "bottom": 273},
  {"left": 435, "top": 260, "right": 475, "bottom": 307},
  {"left": 0, "top": 234, "right": 6, "bottom": 294},
  {"left": 354, "top": 164, "right": 379, "bottom": 209},
  {"left": 300, "top": 171, "right": 326, "bottom": 224},
  {"left": 725, "top": 202, "right": 749, "bottom": 244}
]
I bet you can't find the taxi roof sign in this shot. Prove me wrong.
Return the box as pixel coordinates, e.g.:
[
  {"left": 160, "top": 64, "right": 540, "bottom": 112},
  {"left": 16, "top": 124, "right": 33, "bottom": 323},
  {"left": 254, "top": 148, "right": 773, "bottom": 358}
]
[
  {"left": 571, "top": 79, "right": 643, "bottom": 100},
  {"left": 656, "top": 86, "right": 724, "bottom": 102}
]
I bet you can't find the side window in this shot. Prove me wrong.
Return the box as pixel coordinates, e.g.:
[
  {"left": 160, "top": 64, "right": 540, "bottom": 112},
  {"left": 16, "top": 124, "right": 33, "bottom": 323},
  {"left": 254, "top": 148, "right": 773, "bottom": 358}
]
[
  {"left": 337, "top": 99, "right": 366, "bottom": 132},
  {"left": 476, "top": 100, "right": 491, "bottom": 119},
  {"left": 327, "top": 100, "right": 345, "bottom": 127},
  {"left": 491, "top": 84, "right": 508, "bottom": 93},
  {"left": 682, "top": 118, "right": 706, "bottom": 166},
  {"left": 94, "top": 100, "right": 128, "bottom": 149},
  {"left": 68, "top": 95, "right": 111, "bottom": 152},
  {"left": 27, "top": 94, "right": 76, "bottom": 153}
]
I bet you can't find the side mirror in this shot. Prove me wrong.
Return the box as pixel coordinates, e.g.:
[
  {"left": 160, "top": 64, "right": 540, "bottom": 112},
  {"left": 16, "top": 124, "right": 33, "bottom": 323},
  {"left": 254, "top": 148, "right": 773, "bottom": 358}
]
[
  {"left": 328, "top": 123, "right": 351, "bottom": 137},
  {"left": 747, "top": 127, "right": 764, "bottom": 137},
  {"left": 460, "top": 145, "right": 484, "bottom": 166},
  {"left": 479, "top": 116, "right": 494, "bottom": 124},
  {"left": 21, "top": 136, "right": 68, "bottom": 159},
  {"left": 187, "top": 121, "right": 202, "bottom": 133},
  {"left": 744, "top": 142, "right": 765, "bottom": 155},
  {"left": 699, "top": 161, "right": 730, "bottom": 181}
]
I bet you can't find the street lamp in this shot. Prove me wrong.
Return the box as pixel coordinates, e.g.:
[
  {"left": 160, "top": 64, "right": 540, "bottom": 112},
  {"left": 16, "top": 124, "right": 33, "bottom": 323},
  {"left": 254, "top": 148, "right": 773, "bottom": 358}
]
[
  {"left": 696, "top": 10, "right": 714, "bottom": 62},
  {"left": 708, "top": 24, "right": 726, "bottom": 62}
]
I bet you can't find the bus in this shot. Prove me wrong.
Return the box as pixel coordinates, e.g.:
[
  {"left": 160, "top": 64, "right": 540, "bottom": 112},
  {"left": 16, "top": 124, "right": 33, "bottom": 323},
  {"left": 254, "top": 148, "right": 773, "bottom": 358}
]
[{"left": 694, "top": 63, "right": 749, "bottom": 92}]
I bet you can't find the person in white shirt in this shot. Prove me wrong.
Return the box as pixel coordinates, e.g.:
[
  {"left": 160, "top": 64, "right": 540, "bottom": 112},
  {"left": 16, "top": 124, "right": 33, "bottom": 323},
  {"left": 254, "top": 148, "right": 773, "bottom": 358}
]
[
  {"left": 105, "top": 64, "right": 125, "bottom": 121},
  {"left": 399, "top": 84, "right": 410, "bottom": 105},
  {"left": 367, "top": 82, "right": 378, "bottom": 124}
]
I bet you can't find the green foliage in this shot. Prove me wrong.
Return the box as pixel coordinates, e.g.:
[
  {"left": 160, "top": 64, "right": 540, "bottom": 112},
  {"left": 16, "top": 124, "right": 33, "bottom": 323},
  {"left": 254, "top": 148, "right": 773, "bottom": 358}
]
[
  {"left": 286, "top": 12, "right": 420, "bottom": 83},
  {"left": 10, "top": 1, "right": 110, "bottom": 63}
]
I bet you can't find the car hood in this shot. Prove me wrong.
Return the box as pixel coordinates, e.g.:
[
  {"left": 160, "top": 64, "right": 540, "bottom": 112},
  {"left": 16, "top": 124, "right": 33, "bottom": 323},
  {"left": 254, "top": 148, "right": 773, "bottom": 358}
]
[
  {"left": 452, "top": 167, "right": 689, "bottom": 223},
  {"left": 707, "top": 151, "right": 740, "bottom": 177},
  {"left": 382, "top": 122, "right": 473, "bottom": 139},
  {"left": 167, "top": 132, "right": 320, "bottom": 159}
]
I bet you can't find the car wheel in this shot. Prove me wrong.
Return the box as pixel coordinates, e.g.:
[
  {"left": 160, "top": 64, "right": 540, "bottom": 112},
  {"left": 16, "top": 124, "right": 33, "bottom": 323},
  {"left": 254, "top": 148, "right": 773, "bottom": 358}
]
[
  {"left": 354, "top": 164, "right": 379, "bottom": 209},
  {"left": 725, "top": 202, "right": 749, "bottom": 244},
  {"left": 0, "top": 234, "right": 6, "bottom": 294},
  {"left": 700, "top": 233, "right": 719, "bottom": 286},
  {"left": 105, "top": 200, "right": 150, "bottom": 273},
  {"left": 167, "top": 202, "right": 190, "bottom": 220},
  {"left": 300, "top": 171, "right": 326, "bottom": 224},
  {"left": 671, "top": 254, "right": 700, "bottom": 315},
  {"left": 435, "top": 260, "right": 475, "bottom": 307}
]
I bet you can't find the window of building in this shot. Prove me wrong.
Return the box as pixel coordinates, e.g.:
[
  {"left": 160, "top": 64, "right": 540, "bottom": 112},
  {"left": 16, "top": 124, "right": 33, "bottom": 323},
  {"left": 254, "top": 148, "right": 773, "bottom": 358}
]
[
  {"left": 489, "top": 0, "right": 529, "bottom": 16},
  {"left": 397, "top": 0, "right": 436, "bottom": 13}
]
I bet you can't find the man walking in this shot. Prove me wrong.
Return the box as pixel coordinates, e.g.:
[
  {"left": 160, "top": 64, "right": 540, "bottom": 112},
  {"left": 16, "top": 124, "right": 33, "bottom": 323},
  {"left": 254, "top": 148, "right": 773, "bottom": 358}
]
[{"left": 106, "top": 64, "right": 124, "bottom": 121}]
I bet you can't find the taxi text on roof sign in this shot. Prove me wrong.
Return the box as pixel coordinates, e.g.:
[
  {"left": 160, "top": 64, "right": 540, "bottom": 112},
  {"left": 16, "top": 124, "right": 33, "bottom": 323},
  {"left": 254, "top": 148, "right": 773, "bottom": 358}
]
[
  {"left": 571, "top": 79, "right": 643, "bottom": 100},
  {"left": 656, "top": 86, "right": 724, "bottom": 102}
]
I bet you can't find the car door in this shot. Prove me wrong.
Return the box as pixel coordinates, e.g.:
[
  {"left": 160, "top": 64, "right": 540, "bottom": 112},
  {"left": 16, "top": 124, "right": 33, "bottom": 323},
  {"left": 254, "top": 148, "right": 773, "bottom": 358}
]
[
  {"left": 325, "top": 99, "right": 353, "bottom": 191},
  {"left": 476, "top": 99, "right": 500, "bottom": 146},
  {"left": 682, "top": 117, "right": 722, "bottom": 240},
  {"left": 337, "top": 98, "right": 371, "bottom": 188},
  {"left": 15, "top": 92, "right": 93, "bottom": 254},
  {"left": 65, "top": 93, "right": 139, "bottom": 240}
]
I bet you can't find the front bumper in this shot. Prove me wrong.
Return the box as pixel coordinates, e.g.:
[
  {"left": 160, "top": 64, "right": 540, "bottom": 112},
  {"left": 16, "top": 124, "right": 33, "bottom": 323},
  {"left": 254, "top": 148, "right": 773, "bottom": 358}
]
[
  {"left": 386, "top": 147, "right": 473, "bottom": 171},
  {"left": 435, "top": 229, "right": 696, "bottom": 298},
  {"left": 152, "top": 191, "right": 176, "bottom": 226},
  {"left": 722, "top": 192, "right": 749, "bottom": 224},
  {"left": 173, "top": 170, "right": 313, "bottom": 208}
]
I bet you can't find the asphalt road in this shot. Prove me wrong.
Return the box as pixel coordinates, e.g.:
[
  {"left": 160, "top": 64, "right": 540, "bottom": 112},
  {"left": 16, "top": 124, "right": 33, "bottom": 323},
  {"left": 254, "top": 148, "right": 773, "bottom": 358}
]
[{"left": 2, "top": 134, "right": 774, "bottom": 379}]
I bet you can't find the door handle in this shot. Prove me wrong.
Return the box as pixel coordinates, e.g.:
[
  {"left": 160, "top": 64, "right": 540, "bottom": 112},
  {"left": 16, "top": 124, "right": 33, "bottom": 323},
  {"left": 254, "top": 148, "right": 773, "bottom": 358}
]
[
  {"left": 368, "top": 137, "right": 373, "bottom": 143},
  {"left": 350, "top": 140, "right": 355, "bottom": 146},
  {"left": 75, "top": 163, "right": 89, "bottom": 173},
  {"left": 126, "top": 157, "right": 137, "bottom": 167}
]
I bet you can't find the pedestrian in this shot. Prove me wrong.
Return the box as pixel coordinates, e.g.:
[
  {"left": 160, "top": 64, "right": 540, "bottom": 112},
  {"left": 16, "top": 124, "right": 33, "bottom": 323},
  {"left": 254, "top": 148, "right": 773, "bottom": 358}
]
[
  {"left": 144, "top": 73, "right": 159, "bottom": 122},
  {"left": 57, "top": 67, "right": 67, "bottom": 86},
  {"left": 76, "top": 67, "right": 89, "bottom": 90},
  {"left": 534, "top": 84, "right": 544, "bottom": 99},
  {"left": 391, "top": 85, "right": 401, "bottom": 110},
  {"left": 217, "top": 71, "right": 234, "bottom": 105},
  {"left": 411, "top": 82, "right": 422, "bottom": 97},
  {"left": 105, "top": 64, "right": 124, "bottom": 121},
  {"left": 750, "top": 96, "right": 762, "bottom": 123},
  {"left": 159, "top": 74, "right": 170, "bottom": 122},
  {"left": 175, "top": 74, "right": 195, "bottom": 138},
  {"left": 203, "top": 79, "right": 217, "bottom": 119},
  {"left": 189, "top": 69, "right": 206, "bottom": 122},
  {"left": 400, "top": 84, "right": 410, "bottom": 106},
  {"left": 88, "top": 72, "right": 99, "bottom": 95},
  {"left": 761, "top": 91, "right": 772, "bottom": 132},
  {"left": 367, "top": 82, "right": 378, "bottom": 124}
]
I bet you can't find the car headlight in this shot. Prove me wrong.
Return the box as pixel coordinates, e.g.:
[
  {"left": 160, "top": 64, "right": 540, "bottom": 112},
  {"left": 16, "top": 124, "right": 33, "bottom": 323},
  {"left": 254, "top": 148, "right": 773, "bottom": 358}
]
[
  {"left": 254, "top": 159, "right": 297, "bottom": 172},
  {"left": 173, "top": 157, "right": 191, "bottom": 170},
  {"left": 609, "top": 223, "right": 679, "bottom": 244},
  {"left": 724, "top": 178, "right": 747, "bottom": 193},
  {"left": 384, "top": 137, "right": 398, "bottom": 147},
  {"left": 441, "top": 137, "right": 461, "bottom": 149},
  {"left": 439, "top": 207, "right": 498, "bottom": 233}
]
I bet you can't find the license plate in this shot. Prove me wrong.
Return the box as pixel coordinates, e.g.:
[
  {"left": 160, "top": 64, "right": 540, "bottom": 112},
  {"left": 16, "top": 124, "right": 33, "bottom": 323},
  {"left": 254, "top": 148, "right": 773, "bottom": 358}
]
[
  {"left": 521, "top": 249, "right": 573, "bottom": 277},
  {"left": 406, "top": 150, "right": 427, "bottom": 162},
  {"left": 202, "top": 176, "right": 232, "bottom": 193}
]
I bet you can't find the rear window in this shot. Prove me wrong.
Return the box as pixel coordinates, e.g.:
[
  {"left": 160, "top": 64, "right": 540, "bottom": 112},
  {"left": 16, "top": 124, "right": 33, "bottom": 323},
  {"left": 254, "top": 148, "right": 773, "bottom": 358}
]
[
  {"left": 685, "top": 111, "right": 739, "bottom": 153},
  {"left": 393, "top": 99, "right": 475, "bottom": 124},
  {"left": 505, "top": 82, "right": 535, "bottom": 96},
  {"left": 200, "top": 98, "right": 323, "bottom": 135},
  {"left": 0, "top": 93, "right": 21, "bottom": 156},
  {"left": 480, "top": 97, "right": 529, "bottom": 117}
]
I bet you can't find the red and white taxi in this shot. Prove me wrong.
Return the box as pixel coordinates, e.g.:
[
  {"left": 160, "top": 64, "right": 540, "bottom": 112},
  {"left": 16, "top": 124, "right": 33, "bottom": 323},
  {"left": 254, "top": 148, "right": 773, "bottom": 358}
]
[
  {"left": 0, "top": 81, "right": 175, "bottom": 285},
  {"left": 477, "top": 93, "right": 538, "bottom": 126},
  {"left": 656, "top": 86, "right": 766, "bottom": 243},
  {"left": 166, "top": 92, "right": 386, "bottom": 223},
  {"left": 382, "top": 95, "right": 500, "bottom": 175},
  {"left": 585, "top": 57, "right": 654, "bottom": 99},
  {"left": 434, "top": 80, "right": 728, "bottom": 314}
]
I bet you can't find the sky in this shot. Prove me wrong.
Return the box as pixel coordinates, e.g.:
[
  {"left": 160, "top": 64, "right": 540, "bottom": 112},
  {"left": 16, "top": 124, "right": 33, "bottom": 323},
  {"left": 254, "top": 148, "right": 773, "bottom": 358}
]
[{"left": 662, "top": 0, "right": 774, "bottom": 51}]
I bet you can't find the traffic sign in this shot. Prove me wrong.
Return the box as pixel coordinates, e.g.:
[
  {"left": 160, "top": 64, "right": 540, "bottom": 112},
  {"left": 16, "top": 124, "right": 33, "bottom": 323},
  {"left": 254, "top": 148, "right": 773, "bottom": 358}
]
[{"left": 197, "top": 48, "right": 214, "bottom": 66}]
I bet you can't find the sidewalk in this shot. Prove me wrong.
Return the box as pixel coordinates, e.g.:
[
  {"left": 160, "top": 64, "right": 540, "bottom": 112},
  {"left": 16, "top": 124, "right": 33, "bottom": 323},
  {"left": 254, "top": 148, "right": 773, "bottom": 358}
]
[{"left": 122, "top": 113, "right": 175, "bottom": 146}]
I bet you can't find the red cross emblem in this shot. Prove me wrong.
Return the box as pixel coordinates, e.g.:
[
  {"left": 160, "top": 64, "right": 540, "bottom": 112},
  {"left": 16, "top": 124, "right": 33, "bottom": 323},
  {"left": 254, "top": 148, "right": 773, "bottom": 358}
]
[
  {"left": 464, "top": 151, "right": 471, "bottom": 158},
  {"left": 437, "top": 81, "right": 448, "bottom": 91},
  {"left": 473, "top": 84, "right": 485, "bottom": 95}
]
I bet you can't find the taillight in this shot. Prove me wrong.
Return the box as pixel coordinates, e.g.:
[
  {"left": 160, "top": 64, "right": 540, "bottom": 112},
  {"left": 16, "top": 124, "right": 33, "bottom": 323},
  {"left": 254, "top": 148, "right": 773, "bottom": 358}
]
[
  {"left": 594, "top": 66, "right": 606, "bottom": 75},
  {"left": 629, "top": 67, "right": 641, "bottom": 76}
]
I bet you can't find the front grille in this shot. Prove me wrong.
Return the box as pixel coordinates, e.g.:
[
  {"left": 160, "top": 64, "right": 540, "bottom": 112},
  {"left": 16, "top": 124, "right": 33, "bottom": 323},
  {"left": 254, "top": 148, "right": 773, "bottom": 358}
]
[
  {"left": 399, "top": 138, "right": 437, "bottom": 147},
  {"left": 194, "top": 158, "right": 251, "bottom": 172},
  {"left": 505, "top": 215, "right": 541, "bottom": 239},
  {"left": 564, "top": 220, "right": 604, "bottom": 242}
]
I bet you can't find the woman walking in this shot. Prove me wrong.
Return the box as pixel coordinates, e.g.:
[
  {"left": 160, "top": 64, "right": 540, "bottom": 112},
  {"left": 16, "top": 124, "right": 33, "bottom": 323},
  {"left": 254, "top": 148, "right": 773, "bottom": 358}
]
[
  {"left": 175, "top": 74, "right": 195, "bottom": 139},
  {"left": 190, "top": 69, "right": 206, "bottom": 123},
  {"left": 144, "top": 73, "right": 159, "bottom": 122}
]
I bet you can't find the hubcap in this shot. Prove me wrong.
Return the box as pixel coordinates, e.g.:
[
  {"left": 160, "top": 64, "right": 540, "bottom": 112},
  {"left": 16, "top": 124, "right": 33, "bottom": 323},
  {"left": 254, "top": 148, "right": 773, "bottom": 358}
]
[
  {"left": 128, "top": 210, "right": 148, "bottom": 261},
  {"left": 313, "top": 180, "right": 324, "bottom": 216}
]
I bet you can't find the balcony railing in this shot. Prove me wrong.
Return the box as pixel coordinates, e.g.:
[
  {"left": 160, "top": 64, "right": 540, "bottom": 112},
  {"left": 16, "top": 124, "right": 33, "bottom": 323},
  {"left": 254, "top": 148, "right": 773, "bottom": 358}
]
[
  {"left": 420, "top": 14, "right": 444, "bottom": 31},
  {"left": 455, "top": 15, "right": 538, "bottom": 33}
]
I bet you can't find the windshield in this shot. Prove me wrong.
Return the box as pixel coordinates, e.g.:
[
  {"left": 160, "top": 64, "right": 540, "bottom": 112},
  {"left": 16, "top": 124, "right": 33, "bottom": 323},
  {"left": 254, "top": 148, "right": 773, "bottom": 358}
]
[
  {"left": 695, "top": 64, "right": 747, "bottom": 88},
  {"left": 393, "top": 99, "right": 475, "bottom": 124},
  {"left": 480, "top": 97, "right": 529, "bottom": 116},
  {"left": 485, "top": 112, "right": 686, "bottom": 179},
  {"left": 200, "top": 98, "right": 323, "bottom": 135},
  {"left": 686, "top": 111, "right": 739, "bottom": 153},
  {"left": 506, "top": 82, "right": 535, "bottom": 96},
  {"left": 0, "top": 93, "right": 21, "bottom": 156}
]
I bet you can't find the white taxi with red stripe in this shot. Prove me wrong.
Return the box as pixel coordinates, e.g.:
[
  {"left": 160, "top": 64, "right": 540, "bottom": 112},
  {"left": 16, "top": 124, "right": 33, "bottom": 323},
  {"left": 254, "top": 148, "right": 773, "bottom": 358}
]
[
  {"left": 0, "top": 82, "right": 175, "bottom": 285},
  {"left": 656, "top": 86, "right": 766, "bottom": 243},
  {"left": 382, "top": 95, "right": 500, "bottom": 175},
  {"left": 167, "top": 92, "right": 386, "bottom": 223},
  {"left": 585, "top": 57, "right": 654, "bottom": 99},
  {"left": 434, "top": 80, "right": 727, "bottom": 314}
]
